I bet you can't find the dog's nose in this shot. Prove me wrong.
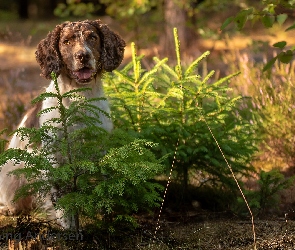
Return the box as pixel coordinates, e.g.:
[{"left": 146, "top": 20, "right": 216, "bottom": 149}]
[{"left": 75, "top": 50, "right": 90, "bottom": 62}]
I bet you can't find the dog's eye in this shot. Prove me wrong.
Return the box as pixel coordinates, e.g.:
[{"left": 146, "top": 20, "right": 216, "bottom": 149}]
[
  {"left": 89, "top": 35, "right": 98, "bottom": 41},
  {"left": 63, "top": 39, "right": 70, "bottom": 45}
]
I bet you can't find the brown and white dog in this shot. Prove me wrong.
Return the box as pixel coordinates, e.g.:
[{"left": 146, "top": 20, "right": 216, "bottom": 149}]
[{"left": 0, "top": 20, "right": 125, "bottom": 227}]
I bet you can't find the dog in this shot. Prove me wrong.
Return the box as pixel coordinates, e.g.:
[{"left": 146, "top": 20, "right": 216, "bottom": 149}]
[{"left": 0, "top": 19, "right": 125, "bottom": 227}]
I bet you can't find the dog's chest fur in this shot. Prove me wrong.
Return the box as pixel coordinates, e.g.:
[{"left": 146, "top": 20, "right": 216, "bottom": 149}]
[{"left": 39, "top": 77, "right": 113, "bottom": 133}]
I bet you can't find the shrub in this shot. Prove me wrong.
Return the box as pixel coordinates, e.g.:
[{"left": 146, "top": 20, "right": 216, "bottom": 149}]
[{"left": 234, "top": 169, "right": 295, "bottom": 216}]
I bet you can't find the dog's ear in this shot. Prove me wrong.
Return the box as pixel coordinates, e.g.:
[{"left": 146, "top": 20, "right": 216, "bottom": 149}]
[
  {"left": 88, "top": 20, "right": 126, "bottom": 72},
  {"left": 99, "top": 24, "right": 126, "bottom": 71},
  {"left": 35, "top": 23, "right": 67, "bottom": 79}
]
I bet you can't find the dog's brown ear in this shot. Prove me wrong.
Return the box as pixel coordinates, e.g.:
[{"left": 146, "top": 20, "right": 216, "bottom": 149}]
[
  {"left": 35, "top": 23, "right": 67, "bottom": 79},
  {"left": 99, "top": 24, "right": 126, "bottom": 71},
  {"left": 87, "top": 20, "right": 126, "bottom": 72}
]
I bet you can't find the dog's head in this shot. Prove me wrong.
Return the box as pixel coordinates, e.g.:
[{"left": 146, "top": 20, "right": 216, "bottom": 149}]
[{"left": 35, "top": 20, "right": 126, "bottom": 84}]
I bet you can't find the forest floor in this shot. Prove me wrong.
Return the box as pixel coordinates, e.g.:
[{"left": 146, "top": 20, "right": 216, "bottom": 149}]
[
  {"left": 1, "top": 212, "right": 295, "bottom": 249},
  {"left": 2, "top": 18, "right": 295, "bottom": 249}
]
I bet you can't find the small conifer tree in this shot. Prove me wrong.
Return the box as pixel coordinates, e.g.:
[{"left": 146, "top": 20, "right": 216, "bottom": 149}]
[
  {"left": 104, "top": 28, "right": 257, "bottom": 203},
  {"left": 0, "top": 73, "right": 164, "bottom": 231}
]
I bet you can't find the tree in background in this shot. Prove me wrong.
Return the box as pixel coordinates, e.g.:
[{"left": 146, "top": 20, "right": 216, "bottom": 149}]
[
  {"left": 0, "top": 0, "right": 57, "bottom": 19},
  {"left": 160, "top": 0, "right": 194, "bottom": 56}
]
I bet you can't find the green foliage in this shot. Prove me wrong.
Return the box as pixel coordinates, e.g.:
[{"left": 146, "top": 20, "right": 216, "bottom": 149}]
[
  {"left": 220, "top": 0, "right": 295, "bottom": 31},
  {"left": 235, "top": 169, "right": 294, "bottom": 216},
  {"left": 257, "top": 169, "right": 294, "bottom": 213},
  {"left": 263, "top": 48, "right": 294, "bottom": 71},
  {"left": 220, "top": 0, "right": 295, "bottom": 70},
  {"left": 0, "top": 73, "right": 164, "bottom": 231},
  {"left": 104, "top": 28, "right": 257, "bottom": 196},
  {"left": 54, "top": 0, "right": 97, "bottom": 18},
  {"left": 100, "top": 0, "right": 157, "bottom": 19}
]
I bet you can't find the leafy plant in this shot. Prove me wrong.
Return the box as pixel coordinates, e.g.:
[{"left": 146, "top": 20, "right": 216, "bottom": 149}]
[
  {"left": 235, "top": 169, "right": 294, "bottom": 216},
  {"left": 104, "top": 28, "right": 258, "bottom": 202},
  {"left": 220, "top": 0, "right": 295, "bottom": 70},
  {"left": 0, "top": 73, "right": 164, "bottom": 232}
]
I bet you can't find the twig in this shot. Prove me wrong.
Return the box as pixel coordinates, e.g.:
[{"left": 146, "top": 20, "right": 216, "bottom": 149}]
[{"left": 153, "top": 138, "right": 180, "bottom": 242}]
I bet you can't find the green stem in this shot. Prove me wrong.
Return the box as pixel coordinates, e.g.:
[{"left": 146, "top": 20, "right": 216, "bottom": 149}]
[{"left": 53, "top": 74, "right": 79, "bottom": 231}]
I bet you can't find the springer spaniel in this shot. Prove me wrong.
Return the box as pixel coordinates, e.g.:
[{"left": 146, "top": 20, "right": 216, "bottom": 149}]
[{"left": 0, "top": 20, "right": 125, "bottom": 227}]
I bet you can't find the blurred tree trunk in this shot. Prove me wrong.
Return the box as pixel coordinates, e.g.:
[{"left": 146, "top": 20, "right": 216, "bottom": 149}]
[
  {"left": 161, "top": 0, "right": 194, "bottom": 57},
  {"left": 17, "top": 0, "right": 29, "bottom": 19}
]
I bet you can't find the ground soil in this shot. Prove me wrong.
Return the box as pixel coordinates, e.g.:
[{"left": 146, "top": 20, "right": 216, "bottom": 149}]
[{"left": 1, "top": 212, "right": 295, "bottom": 249}]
